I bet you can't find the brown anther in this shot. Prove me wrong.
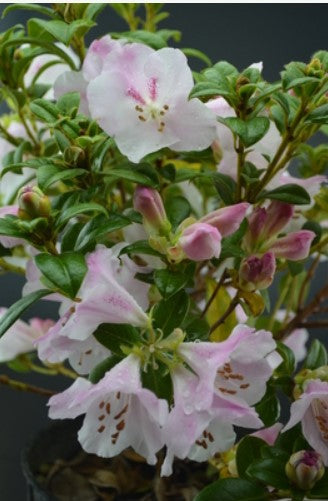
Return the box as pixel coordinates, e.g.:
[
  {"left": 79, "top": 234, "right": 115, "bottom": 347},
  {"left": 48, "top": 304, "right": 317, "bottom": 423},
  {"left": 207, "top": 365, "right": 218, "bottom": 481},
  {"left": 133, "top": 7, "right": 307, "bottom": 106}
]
[
  {"left": 114, "top": 404, "right": 128, "bottom": 420},
  {"left": 116, "top": 392, "right": 121, "bottom": 400},
  {"left": 208, "top": 432, "right": 214, "bottom": 443},
  {"left": 240, "top": 383, "right": 250, "bottom": 389},
  {"left": 163, "top": 105, "right": 169, "bottom": 110},
  {"left": 138, "top": 115, "right": 146, "bottom": 121},
  {"left": 116, "top": 419, "right": 125, "bottom": 431},
  {"left": 106, "top": 403, "right": 111, "bottom": 415},
  {"left": 98, "top": 414, "right": 105, "bottom": 421},
  {"left": 97, "top": 425, "right": 105, "bottom": 433},
  {"left": 85, "top": 349, "right": 92, "bottom": 355},
  {"left": 99, "top": 401, "right": 105, "bottom": 409}
]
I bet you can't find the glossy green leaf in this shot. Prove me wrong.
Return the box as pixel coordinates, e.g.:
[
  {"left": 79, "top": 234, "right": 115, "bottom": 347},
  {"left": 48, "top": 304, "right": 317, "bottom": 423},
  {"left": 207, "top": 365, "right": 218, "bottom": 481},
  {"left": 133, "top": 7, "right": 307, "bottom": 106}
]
[
  {"left": 195, "top": 478, "right": 269, "bottom": 501},
  {"left": 236, "top": 436, "right": 267, "bottom": 479},
  {"left": 93, "top": 324, "right": 140, "bottom": 356},
  {"left": 153, "top": 290, "right": 190, "bottom": 336},
  {"left": 257, "top": 183, "right": 311, "bottom": 205},
  {"left": 304, "top": 339, "right": 328, "bottom": 370}
]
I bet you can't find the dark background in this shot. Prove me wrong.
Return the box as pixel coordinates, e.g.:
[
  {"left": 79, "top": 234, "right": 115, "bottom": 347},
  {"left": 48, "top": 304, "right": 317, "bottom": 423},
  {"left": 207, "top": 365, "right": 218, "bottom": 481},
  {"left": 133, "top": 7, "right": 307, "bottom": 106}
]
[{"left": 0, "top": 3, "right": 327, "bottom": 500}]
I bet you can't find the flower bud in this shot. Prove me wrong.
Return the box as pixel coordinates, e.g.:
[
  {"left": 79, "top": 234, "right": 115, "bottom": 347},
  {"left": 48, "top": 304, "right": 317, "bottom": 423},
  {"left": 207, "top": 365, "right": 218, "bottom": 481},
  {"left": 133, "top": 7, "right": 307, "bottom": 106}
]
[
  {"left": 306, "top": 58, "right": 324, "bottom": 78},
  {"left": 201, "top": 203, "right": 249, "bottom": 237},
  {"left": 133, "top": 186, "right": 171, "bottom": 235},
  {"left": 18, "top": 186, "right": 51, "bottom": 220},
  {"left": 178, "top": 222, "right": 221, "bottom": 261},
  {"left": 245, "top": 202, "right": 294, "bottom": 252},
  {"left": 271, "top": 230, "right": 315, "bottom": 261},
  {"left": 285, "top": 450, "right": 324, "bottom": 490},
  {"left": 239, "top": 252, "right": 276, "bottom": 291},
  {"left": 64, "top": 146, "right": 86, "bottom": 167}
]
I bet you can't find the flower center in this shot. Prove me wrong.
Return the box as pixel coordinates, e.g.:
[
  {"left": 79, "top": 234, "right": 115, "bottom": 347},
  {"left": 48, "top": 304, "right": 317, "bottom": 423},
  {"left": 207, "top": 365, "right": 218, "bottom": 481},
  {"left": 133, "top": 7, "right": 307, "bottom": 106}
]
[{"left": 126, "top": 77, "right": 170, "bottom": 132}]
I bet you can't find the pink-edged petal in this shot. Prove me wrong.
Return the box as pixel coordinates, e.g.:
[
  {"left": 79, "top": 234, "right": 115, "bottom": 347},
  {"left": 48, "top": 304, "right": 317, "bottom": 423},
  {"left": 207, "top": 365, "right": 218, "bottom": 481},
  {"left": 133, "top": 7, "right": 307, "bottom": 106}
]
[
  {"left": 302, "top": 407, "right": 328, "bottom": 465},
  {"left": 48, "top": 377, "right": 93, "bottom": 419},
  {"left": 284, "top": 329, "right": 309, "bottom": 363},
  {"left": 271, "top": 230, "right": 315, "bottom": 260},
  {"left": 178, "top": 222, "right": 222, "bottom": 261},
  {"left": 82, "top": 35, "right": 122, "bottom": 81},
  {"left": 211, "top": 392, "right": 263, "bottom": 429},
  {"left": 201, "top": 203, "right": 249, "bottom": 237},
  {"left": 251, "top": 423, "right": 283, "bottom": 445}
]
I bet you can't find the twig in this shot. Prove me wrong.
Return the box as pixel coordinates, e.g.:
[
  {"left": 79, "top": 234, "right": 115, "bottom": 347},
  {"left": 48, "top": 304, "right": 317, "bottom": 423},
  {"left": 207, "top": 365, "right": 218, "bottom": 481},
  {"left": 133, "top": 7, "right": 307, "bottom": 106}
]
[
  {"left": 297, "top": 254, "right": 321, "bottom": 312},
  {"left": 209, "top": 293, "right": 239, "bottom": 334},
  {"left": 201, "top": 269, "right": 227, "bottom": 318},
  {"left": 0, "top": 374, "right": 56, "bottom": 397},
  {"left": 297, "top": 321, "right": 328, "bottom": 329},
  {"left": 276, "top": 283, "right": 328, "bottom": 339}
]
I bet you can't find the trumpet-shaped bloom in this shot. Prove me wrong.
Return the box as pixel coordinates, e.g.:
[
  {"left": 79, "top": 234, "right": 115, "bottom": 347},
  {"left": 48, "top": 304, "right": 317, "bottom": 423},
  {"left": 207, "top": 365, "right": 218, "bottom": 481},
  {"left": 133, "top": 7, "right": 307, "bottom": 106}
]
[
  {"left": 46, "top": 245, "right": 150, "bottom": 342},
  {"left": 48, "top": 355, "right": 169, "bottom": 464},
  {"left": 87, "top": 45, "right": 217, "bottom": 162},
  {"left": 0, "top": 309, "right": 54, "bottom": 362},
  {"left": 284, "top": 380, "right": 328, "bottom": 465},
  {"left": 161, "top": 325, "right": 280, "bottom": 475}
]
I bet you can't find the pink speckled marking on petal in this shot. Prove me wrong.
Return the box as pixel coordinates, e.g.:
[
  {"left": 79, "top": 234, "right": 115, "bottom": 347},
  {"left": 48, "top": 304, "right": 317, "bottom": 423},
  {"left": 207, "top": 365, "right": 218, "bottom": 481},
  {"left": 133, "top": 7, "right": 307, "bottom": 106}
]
[
  {"left": 126, "top": 87, "right": 146, "bottom": 105},
  {"left": 148, "top": 77, "right": 158, "bottom": 101}
]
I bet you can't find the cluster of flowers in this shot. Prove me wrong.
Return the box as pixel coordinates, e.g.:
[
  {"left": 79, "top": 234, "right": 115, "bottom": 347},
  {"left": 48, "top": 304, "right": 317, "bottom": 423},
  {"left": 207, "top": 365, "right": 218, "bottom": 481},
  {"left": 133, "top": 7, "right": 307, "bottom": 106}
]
[{"left": 0, "top": 18, "right": 327, "bottom": 493}]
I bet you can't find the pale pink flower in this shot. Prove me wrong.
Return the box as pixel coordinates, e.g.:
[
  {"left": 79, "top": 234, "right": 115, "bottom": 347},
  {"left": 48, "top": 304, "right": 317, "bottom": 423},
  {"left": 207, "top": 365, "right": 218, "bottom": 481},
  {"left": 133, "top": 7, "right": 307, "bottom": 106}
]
[
  {"left": 161, "top": 325, "right": 280, "bottom": 475},
  {"left": 178, "top": 222, "right": 222, "bottom": 261},
  {"left": 284, "top": 380, "right": 328, "bottom": 465},
  {"left": 284, "top": 329, "right": 309, "bottom": 363},
  {"left": 87, "top": 45, "right": 217, "bottom": 162},
  {"left": 48, "top": 355, "right": 168, "bottom": 464},
  {"left": 47, "top": 245, "right": 150, "bottom": 342},
  {"left": 54, "top": 36, "right": 122, "bottom": 116},
  {"left": 0, "top": 309, "right": 54, "bottom": 362},
  {"left": 133, "top": 186, "right": 169, "bottom": 234}
]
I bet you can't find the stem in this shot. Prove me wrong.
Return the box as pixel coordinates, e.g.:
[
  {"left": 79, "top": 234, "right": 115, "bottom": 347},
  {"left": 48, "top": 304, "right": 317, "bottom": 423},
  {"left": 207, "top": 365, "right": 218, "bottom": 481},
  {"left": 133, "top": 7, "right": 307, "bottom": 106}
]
[
  {"left": 0, "top": 123, "right": 20, "bottom": 146},
  {"left": 0, "top": 374, "right": 56, "bottom": 397},
  {"left": 297, "top": 254, "right": 320, "bottom": 312},
  {"left": 298, "top": 321, "right": 328, "bottom": 328},
  {"left": 201, "top": 269, "right": 227, "bottom": 318},
  {"left": 209, "top": 293, "right": 239, "bottom": 334},
  {"left": 277, "top": 283, "right": 328, "bottom": 339},
  {"left": 18, "top": 109, "right": 38, "bottom": 148},
  {"left": 236, "top": 140, "right": 245, "bottom": 201}
]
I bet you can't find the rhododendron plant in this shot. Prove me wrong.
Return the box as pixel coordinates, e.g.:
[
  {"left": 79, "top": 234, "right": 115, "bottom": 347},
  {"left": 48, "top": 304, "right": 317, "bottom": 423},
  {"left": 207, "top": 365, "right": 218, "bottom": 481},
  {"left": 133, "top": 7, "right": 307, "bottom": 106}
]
[{"left": 0, "top": 3, "right": 327, "bottom": 500}]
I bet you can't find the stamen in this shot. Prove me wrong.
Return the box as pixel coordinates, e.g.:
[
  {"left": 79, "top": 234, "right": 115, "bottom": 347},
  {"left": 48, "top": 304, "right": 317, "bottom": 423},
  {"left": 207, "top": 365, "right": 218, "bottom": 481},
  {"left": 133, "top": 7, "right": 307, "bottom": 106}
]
[
  {"left": 98, "top": 414, "right": 105, "bottom": 421},
  {"left": 97, "top": 425, "right": 105, "bottom": 433},
  {"left": 114, "top": 404, "right": 128, "bottom": 420},
  {"left": 116, "top": 419, "right": 125, "bottom": 431},
  {"left": 240, "top": 383, "right": 250, "bottom": 389},
  {"left": 116, "top": 392, "right": 121, "bottom": 400},
  {"left": 99, "top": 401, "right": 105, "bottom": 409},
  {"left": 138, "top": 115, "right": 146, "bottom": 121},
  {"left": 106, "top": 403, "right": 111, "bottom": 415}
]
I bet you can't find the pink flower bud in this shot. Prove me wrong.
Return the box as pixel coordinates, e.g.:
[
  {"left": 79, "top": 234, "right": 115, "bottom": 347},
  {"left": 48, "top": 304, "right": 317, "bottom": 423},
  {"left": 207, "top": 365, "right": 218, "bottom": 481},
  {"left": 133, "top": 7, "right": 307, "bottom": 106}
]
[
  {"left": 271, "top": 230, "right": 315, "bottom": 260},
  {"left": 246, "top": 201, "right": 294, "bottom": 251},
  {"left": 201, "top": 202, "right": 249, "bottom": 237},
  {"left": 133, "top": 186, "right": 170, "bottom": 235},
  {"left": 178, "top": 222, "right": 221, "bottom": 261},
  {"left": 18, "top": 185, "right": 51, "bottom": 220},
  {"left": 239, "top": 252, "right": 276, "bottom": 291},
  {"left": 285, "top": 450, "right": 324, "bottom": 490}
]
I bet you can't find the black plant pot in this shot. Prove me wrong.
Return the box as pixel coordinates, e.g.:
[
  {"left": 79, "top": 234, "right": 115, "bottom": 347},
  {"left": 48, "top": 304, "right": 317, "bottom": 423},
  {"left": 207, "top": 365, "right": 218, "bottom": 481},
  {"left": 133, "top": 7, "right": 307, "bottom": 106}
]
[{"left": 21, "top": 419, "right": 83, "bottom": 501}]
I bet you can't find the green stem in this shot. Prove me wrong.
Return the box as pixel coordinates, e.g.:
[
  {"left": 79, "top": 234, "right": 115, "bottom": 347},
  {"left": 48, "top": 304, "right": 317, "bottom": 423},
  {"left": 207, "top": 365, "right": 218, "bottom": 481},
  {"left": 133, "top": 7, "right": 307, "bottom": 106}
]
[
  {"left": 0, "top": 374, "right": 56, "bottom": 397},
  {"left": 0, "top": 123, "right": 20, "bottom": 146},
  {"left": 236, "top": 140, "right": 245, "bottom": 201}
]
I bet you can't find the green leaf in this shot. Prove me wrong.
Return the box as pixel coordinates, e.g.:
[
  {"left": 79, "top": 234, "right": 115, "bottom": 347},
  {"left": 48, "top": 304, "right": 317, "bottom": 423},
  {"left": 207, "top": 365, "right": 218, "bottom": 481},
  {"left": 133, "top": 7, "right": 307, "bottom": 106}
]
[
  {"left": 119, "top": 240, "right": 163, "bottom": 258},
  {"left": 255, "top": 386, "right": 281, "bottom": 427},
  {"left": 110, "top": 30, "right": 167, "bottom": 49},
  {"left": 89, "top": 354, "right": 122, "bottom": 384},
  {"left": 223, "top": 117, "right": 270, "bottom": 148},
  {"left": 246, "top": 458, "right": 290, "bottom": 489},
  {"left": 74, "top": 213, "right": 131, "bottom": 252},
  {"left": 182, "top": 47, "right": 212, "bottom": 67},
  {"left": 276, "top": 342, "right": 296, "bottom": 376},
  {"left": 83, "top": 3, "right": 106, "bottom": 20},
  {"left": 195, "top": 478, "right": 269, "bottom": 501},
  {"left": 154, "top": 269, "right": 190, "bottom": 299},
  {"left": 0, "top": 216, "right": 29, "bottom": 240},
  {"left": 93, "top": 324, "right": 140, "bottom": 356},
  {"left": 28, "top": 18, "right": 95, "bottom": 45},
  {"left": 105, "top": 167, "right": 159, "bottom": 188},
  {"left": 306, "top": 103, "right": 328, "bottom": 124},
  {"left": 30, "top": 98, "right": 59, "bottom": 123},
  {"left": 2, "top": 3, "right": 57, "bottom": 19},
  {"left": 37, "top": 165, "right": 86, "bottom": 191},
  {"left": 257, "top": 183, "right": 311, "bottom": 205},
  {"left": 0, "top": 289, "right": 51, "bottom": 339},
  {"left": 190, "top": 81, "right": 233, "bottom": 100},
  {"left": 275, "top": 424, "right": 303, "bottom": 454},
  {"left": 55, "top": 203, "right": 108, "bottom": 229},
  {"left": 211, "top": 172, "right": 237, "bottom": 205},
  {"left": 236, "top": 436, "right": 267, "bottom": 479},
  {"left": 153, "top": 290, "right": 190, "bottom": 336},
  {"left": 35, "top": 252, "right": 87, "bottom": 298},
  {"left": 304, "top": 339, "right": 328, "bottom": 370},
  {"left": 165, "top": 196, "right": 191, "bottom": 229},
  {"left": 56, "top": 91, "right": 80, "bottom": 114}
]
